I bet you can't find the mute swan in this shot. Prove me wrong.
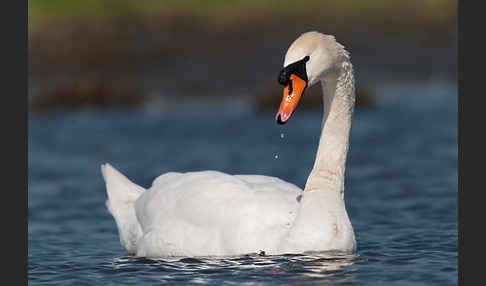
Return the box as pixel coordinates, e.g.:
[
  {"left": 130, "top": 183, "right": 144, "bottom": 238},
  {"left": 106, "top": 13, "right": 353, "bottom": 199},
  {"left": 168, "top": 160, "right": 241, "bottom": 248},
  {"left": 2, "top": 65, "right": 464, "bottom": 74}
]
[{"left": 102, "top": 31, "right": 356, "bottom": 257}]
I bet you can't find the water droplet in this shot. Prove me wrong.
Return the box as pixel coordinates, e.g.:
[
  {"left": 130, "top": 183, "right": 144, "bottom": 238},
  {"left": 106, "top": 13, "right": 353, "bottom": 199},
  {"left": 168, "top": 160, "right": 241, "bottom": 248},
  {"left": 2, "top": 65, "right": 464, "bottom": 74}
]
[
  {"left": 280, "top": 133, "right": 285, "bottom": 139},
  {"left": 274, "top": 154, "right": 279, "bottom": 159}
]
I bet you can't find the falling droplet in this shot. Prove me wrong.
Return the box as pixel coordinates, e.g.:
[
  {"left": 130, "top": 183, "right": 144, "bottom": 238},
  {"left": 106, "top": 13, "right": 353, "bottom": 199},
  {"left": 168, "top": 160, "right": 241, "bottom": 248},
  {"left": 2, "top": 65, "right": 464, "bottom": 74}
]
[
  {"left": 280, "top": 133, "right": 285, "bottom": 139},
  {"left": 274, "top": 154, "right": 279, "bottom": 159}
]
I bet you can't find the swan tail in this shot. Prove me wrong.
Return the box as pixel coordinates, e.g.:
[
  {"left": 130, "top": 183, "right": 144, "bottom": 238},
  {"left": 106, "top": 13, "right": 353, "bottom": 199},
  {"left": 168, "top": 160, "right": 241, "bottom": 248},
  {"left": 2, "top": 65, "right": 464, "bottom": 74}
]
[{"left": 101, "top": 163, "right": 144, "bottom": 254}]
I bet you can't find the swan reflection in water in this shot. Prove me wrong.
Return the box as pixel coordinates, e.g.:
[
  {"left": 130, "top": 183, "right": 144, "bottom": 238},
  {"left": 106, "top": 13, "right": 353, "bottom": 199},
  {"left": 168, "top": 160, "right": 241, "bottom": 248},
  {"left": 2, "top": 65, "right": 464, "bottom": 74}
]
[{"left": 108, "top": 251, "right": 360, "bottom": 284}]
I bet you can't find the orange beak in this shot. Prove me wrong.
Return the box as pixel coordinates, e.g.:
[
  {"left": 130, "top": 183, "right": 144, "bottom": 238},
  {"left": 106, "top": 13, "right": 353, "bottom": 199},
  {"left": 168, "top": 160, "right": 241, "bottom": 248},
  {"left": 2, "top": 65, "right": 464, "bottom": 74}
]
[{"left": 276, "top": 74, "right": 307, "bottom": 124}]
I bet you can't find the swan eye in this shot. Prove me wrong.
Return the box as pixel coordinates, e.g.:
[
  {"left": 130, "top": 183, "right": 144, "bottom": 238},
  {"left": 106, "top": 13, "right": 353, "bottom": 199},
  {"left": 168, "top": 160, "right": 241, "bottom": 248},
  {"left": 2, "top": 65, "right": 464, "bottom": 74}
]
[
  {"left": 278, "top": 70, "right": 290, "bottom": 86},
  {"left": 277, "top": 56, "right": 309, "bottom": 86}
]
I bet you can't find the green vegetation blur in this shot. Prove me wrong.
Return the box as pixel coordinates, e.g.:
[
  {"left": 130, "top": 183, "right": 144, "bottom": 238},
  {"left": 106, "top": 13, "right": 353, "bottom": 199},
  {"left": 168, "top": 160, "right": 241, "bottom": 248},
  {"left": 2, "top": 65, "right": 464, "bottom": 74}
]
[
  {"left": 29, "top": 0, "right": 456, "bottom": 26},
  {"left": 28, "top": 1, "right": 457, "bottom": 111}
]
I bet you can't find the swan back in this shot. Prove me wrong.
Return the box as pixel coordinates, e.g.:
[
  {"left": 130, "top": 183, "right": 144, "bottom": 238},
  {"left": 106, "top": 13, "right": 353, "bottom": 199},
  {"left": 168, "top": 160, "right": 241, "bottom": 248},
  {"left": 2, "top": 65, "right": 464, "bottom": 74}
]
[{"left": 133, "top": 170, "right": 303, "bottom": 257}]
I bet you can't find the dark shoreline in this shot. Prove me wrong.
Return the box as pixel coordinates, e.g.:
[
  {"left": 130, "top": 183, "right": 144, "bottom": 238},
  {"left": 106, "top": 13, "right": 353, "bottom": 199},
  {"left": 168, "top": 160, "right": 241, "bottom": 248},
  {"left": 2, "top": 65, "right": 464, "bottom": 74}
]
[{"left": 29, "top": 9, "right": 457, "bottom": 111}]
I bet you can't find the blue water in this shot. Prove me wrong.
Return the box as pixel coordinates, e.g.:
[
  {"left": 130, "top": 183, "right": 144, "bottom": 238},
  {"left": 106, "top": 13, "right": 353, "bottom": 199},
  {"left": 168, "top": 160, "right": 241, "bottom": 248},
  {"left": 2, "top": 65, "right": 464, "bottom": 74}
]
[{"left": 28, "top": 85, "right": 457, "bottom": 285}]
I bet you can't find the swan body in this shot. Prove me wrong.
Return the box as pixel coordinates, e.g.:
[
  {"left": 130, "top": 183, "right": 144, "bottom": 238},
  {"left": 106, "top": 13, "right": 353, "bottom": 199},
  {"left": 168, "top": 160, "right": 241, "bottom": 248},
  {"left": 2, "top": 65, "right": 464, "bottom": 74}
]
[{"left": 102, "top": 31, "right": 357, "bottom": 257}]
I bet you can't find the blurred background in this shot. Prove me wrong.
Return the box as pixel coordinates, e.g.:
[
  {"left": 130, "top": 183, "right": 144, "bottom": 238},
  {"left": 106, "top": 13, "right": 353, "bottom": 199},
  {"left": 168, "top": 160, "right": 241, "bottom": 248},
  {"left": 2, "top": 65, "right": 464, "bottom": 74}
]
[
  {"left": 28, "top": 0, "right": 456, "bottom": 111},
  {"left": 28, "top": 1, "right": 458, "bottom": 285}
]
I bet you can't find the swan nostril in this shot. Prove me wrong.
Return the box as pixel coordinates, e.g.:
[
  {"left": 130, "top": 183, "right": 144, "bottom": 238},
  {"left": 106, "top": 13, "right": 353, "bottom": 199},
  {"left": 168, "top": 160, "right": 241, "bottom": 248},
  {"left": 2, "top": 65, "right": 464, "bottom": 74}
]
[{"left": 288, "top": 79, "right": 293, "bottom": 95}]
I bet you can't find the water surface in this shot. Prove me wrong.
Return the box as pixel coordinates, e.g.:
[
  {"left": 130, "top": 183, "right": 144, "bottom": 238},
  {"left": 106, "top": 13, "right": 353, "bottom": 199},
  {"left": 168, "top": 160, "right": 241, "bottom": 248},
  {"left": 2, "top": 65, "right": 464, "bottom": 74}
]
[{"left": 28, "top": 84, "right": 457, "bottom": 285}]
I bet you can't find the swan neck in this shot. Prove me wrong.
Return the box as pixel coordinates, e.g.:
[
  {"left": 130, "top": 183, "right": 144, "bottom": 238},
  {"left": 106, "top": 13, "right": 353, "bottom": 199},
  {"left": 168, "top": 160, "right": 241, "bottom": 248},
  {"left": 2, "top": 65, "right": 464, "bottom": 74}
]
[{"left": 304, "top": 60, "right": 355, "bottom": 195}]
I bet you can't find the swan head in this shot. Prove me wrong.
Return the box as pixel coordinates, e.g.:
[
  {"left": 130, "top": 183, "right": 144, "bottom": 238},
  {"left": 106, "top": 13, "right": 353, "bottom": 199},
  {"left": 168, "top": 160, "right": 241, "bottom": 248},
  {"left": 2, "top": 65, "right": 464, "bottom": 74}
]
[{"left": 276, "top": 31, "right": 346, "bottom": 124}]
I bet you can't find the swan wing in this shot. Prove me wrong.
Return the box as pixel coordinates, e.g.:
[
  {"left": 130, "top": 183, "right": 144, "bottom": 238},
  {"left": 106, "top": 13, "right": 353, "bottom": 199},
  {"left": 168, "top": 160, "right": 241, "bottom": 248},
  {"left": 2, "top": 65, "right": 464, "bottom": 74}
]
[{"left": 133, "top": 171, "right": 302, "bottom": 257}]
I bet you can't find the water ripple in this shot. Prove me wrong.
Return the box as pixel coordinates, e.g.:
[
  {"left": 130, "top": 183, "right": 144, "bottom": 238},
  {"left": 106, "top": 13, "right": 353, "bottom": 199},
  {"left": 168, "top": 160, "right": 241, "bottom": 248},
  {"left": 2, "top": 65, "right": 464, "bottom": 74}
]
[{"left": 29, "top": 93, "right": 458, "bottom": 285}]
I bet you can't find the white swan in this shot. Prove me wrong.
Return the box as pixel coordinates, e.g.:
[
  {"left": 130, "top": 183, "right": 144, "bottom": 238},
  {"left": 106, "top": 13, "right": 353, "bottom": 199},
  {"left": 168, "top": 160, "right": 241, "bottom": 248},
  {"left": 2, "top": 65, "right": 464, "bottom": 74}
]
[{"left": 102, "top": 31, "right": 356, "bottom": 257}]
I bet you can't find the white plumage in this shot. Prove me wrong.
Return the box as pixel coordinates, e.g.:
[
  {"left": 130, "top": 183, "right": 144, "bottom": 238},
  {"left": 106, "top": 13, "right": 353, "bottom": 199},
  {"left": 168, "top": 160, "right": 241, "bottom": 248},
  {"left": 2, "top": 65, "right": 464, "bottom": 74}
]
[{"left": 102, "top": 31, "right": 357, "bottom": 257}]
